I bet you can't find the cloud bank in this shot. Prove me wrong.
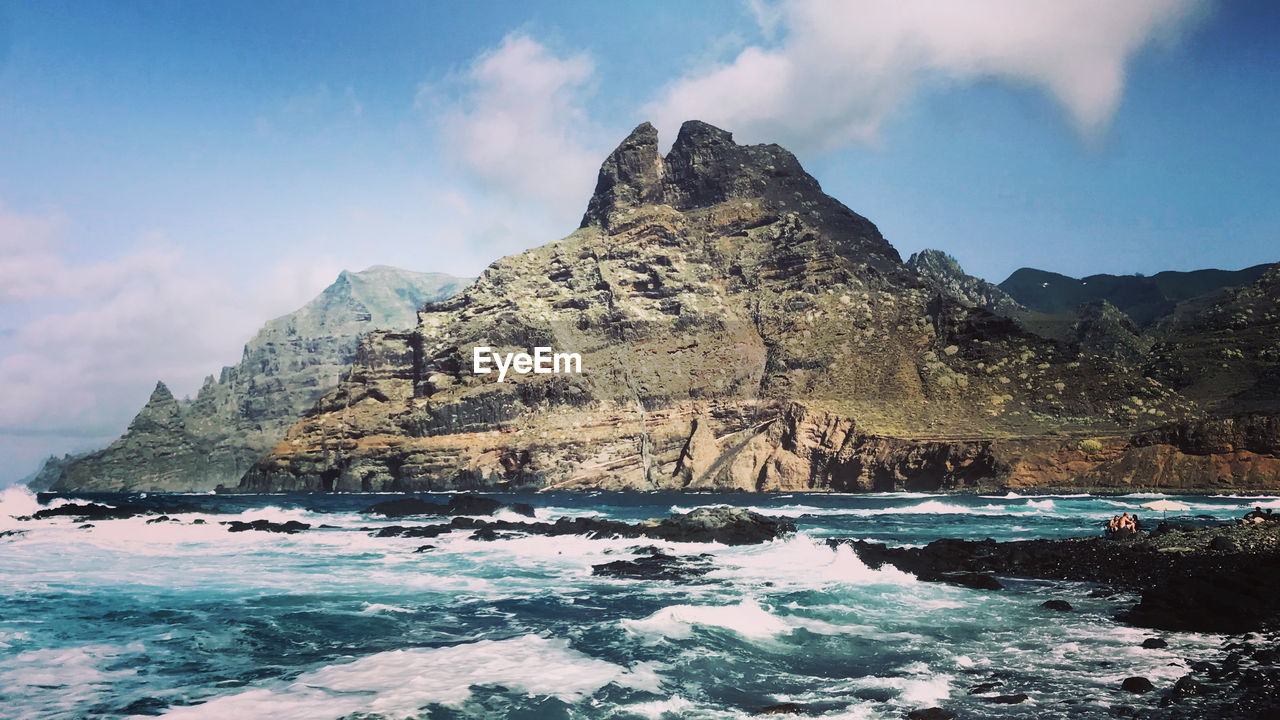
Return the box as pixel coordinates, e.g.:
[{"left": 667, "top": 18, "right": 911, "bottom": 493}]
[
  {"left": 648, "top": 0, "right": 1204, "bottom": 150},
  {"left": 0, "top": 202, "right": 341, "bottom": 477}
]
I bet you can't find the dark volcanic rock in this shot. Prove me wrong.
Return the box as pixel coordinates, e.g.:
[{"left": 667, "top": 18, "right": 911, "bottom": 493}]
[
  {"left": 1141, "top": 637, "right": 1169, "bottom": 649},
  {"left": 374, "top": 524, "right": 452, "bottom": 539},
  {"left": 27, "top": 501, "right": 202, "bottom": 521},
  {"left": 384, "top": 507, "right": 796, "bottom": 547},
  {"left": 224, "top": 519, "right": 309, "bottom": 534},
  {"left": 1041, "top": 599, "right": 1073, "bottom": 612},
  {"left": 592, "top": 552, "right": 713, "bottom": 582},
  {"left": 843, "top": 523, "right": 1280, "bottom": 633},
  {"left": 756, "top": 703, "right": 804, "bottom": 715},
  {"left": 361, "top": 494, "right": 533, "bottom": 519},
  {"left": 1172, "top": 675, "right": 1204, "bottom": 697},
  {"left": 1121, "top": 676, "right": 1154, "bottom": 693},
  {"left": 648, "top": 507, "right": 796, "bottom": 544},
  {"left": 906, "top": 708, "right": 956, "bottom": 720},
  {"left": 986, "top": 693, "right": 1029, "bottom": 704}
]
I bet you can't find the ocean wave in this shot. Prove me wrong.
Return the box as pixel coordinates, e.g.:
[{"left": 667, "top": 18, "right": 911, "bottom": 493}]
[
  {"left": 152, "top": 634, "right": 659, "bottom": 719},
  {"left": 712, "top": 533, "right": 918, "bottom": 587},
  {"left": 622, "top": 598, "right": 790, "bottom": 641}
]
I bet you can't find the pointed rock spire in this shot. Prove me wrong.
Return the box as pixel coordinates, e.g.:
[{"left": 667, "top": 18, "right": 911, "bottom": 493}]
[{"left": 580, "top": 122, "right": 666, "bottom": 228}]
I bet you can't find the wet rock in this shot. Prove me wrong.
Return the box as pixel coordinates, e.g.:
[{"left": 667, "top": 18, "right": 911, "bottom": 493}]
[
  {"left": 646, "top": 507, "right": 796, "bottom": 544},
  {"left": 985, "top": 693, "right": 1029, "bottom": 704},
  {"left": 78, "top": 524, "right": 93, "bottom": 529},
  {"left": 444, "top": 495, "right": 506, "bottom": 517},
  {"left": 1121, "top": 677, "right": 1154, "bottom": 693},
  {"left": 756, "top": 703, "right": 804, "bottom": 715},
  {"left": 0, "top": 529, "right": 26, "bottom": 539},
  {"left": 27, "top": 501, "right": 201, "bottom": 521},
  {"left": 413, "top": 545, "right": 436, "bottom": 553},
  {"left": 1172, "top": 675, "right": 1204, "bottom": 697},
  {"left": 1190, "top": 661, "right": 1216, "bottom": 674},
  {"left": 968, "top": 681, "right": 1003, "bottom": 694},
  {"left": 592, "top": 552, "right": 713, "bottom": 582},
  {"left": 1141, "top": 637, "right": 1168, "bottom": 649},
  {"left": 906, "top": 708, "right": 955, "bottom": 720},
  {"left": 940, "top": 572, "right": 1003, "bottom": 591},
  {"left": 471, "top": 527, "right": 499, "bottom": 541},
  {"left": 362, "top": 494, "right": 534, "bottom": 519},
  {"left": 1041, "top": 599, "right": 1073, "bottom": 611},
  {"left": 192, "top": 519, "right": 206, "bottom": 525},
  {"left": 145, "top": 516, "right": 172, "bottom": 524},
  {"left": 1210, "top": 535, "right": 1241, "bottom": 552},
  {"left": 223, "top": 519, "right": 309, "bottom": 534},
  {"left": 374, "top": 524, "right": 452, "bottom": 539}
]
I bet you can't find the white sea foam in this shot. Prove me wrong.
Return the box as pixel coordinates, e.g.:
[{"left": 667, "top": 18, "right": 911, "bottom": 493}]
[
  {"left": 0, "top": 485, "right": 77, "bottom": 530},
  {"left": 0, "top": 643, "right": 142, "bottom": 718},
  {"left": 622, "top": 598, "right": 790, "bottom": 641},
  {"left": 154, "top": 635, "right": 658, "bottom": 719},
  {"left": 712, "top": 533, "right": 917, "bottom": 588}
]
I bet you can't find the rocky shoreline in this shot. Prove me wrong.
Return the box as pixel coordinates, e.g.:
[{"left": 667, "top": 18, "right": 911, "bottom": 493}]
[{"left": 842, "top": 520, "right": 1280, "bottom": 719}]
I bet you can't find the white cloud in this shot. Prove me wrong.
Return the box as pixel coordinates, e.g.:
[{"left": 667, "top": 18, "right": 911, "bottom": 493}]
[
  {"left": 648, "top": 0, "right": 1205, "bottom": 150},
  {"left": 0, "top": 202, "right": 343, "bottom": 478},
  {"left": 425, "top": 33, "right": 606, "bottom": 220}
]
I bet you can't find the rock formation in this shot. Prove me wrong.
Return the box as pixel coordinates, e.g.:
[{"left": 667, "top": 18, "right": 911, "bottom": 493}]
[
  {"left": 239, "top": 120, "right": 1280, "bottom": 494},
  {"left": 33, "top": 266, "right": 470, "bottom": 491}
]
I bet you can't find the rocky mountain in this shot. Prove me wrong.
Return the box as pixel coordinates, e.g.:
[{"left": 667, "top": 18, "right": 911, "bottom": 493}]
[
  {"left": 999, "top": 264, "right": 1272, "bottom": 327},
  {"left": 907, "top": 249, "right": 1025, "bottom": 319},
  {"left": 32, "top": 266, "right": 470, "bottom": 492},
  {"left": 240, "top": 120, "right": 1280, "bottom": 494}
]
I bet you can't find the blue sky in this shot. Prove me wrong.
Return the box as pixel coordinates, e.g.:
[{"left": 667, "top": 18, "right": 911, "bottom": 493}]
[{"left": 0, "top": 0, "right": 1276, "bottom": 482}]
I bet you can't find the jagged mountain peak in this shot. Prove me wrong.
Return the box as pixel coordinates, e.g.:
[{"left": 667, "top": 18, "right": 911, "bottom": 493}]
[
  {"left": 582, "top": 119, "right": 818, "bottom": 228},
  {"left": 148, "top": 380, "right": 175, "bottom": 403}
]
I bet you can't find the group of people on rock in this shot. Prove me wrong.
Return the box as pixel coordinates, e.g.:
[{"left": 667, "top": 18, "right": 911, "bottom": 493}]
[
  {"left": 1243, "top": 507, "right": 1278, "bottom": 523},
  {"left": 1105, "top": 512, "right": 1141, "bottom": 536}
]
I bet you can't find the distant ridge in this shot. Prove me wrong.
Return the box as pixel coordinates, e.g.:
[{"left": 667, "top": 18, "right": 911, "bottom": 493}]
[
  {"left": 998, "top": 264, "right": 1273, "bottom": 326},
  {"left": 30, "top": 266, "right": 471, "bottom": 492}
]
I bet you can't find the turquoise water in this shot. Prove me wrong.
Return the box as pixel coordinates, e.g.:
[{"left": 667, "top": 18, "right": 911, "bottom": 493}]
[{"left": 0, "top": 487, "right": 1269, "bottom": 719}]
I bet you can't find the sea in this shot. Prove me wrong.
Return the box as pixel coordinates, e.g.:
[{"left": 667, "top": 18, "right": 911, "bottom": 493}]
[{"left": 1, "top": 486, "right": 1273, "bottom": 719}]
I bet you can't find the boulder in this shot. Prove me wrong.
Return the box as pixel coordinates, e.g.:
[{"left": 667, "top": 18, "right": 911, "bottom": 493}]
[
  {"left": 1121, "top": 677, "right": 1154, "bottom": 693},
  {"left": 224, "top": 519, "right": 309, "bottom": 534},
  {"left": 647, "top": 507, "right": 795, "bottom": 545},
  {"left": 1041, "top": 599, "right": 1072, "bottom": 611},
  {"left": 1140, "top": 637, "right": 1168, "bottom": 649},
  {"left": 906, "top": 708, "right": 956, "bottom": 720}
]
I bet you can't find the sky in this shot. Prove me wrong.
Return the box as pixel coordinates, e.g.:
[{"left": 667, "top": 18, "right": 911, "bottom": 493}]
[{"left": 0, "top": 0, "right": 1277, "bottom": 483}]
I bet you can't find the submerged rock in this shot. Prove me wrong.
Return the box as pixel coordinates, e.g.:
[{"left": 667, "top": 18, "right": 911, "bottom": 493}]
[
  {"left": 985, "top": 693, "right": 1029, "bottom": 704},
  {"left": 1121, "top": 677, "right": 1154, "bottom": 693},
  {"left": 906, "top": 708, "right": 955, "bottom": 720},
  {"left": 223, "top": 519, "right": 310, "bottom": 534},
  {"left": 591, "top": 552, "right": 713, "bottom": 582},
  {"left": 1041, "top": 599, "right": 1072, "bottom": 612},
  {"left": 361, "top": 494, "right": 535, "bottom": 519},
  {"left": 1141, "top": 637, "right": 1168, "bottom": 649},
  {"left": 25, "top": 501, "right": 202, "bottom": 522}
]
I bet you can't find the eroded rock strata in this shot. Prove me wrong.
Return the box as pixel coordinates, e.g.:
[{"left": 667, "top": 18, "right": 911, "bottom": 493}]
[{"left": 243, "top": 121, "right": 1280, "bottom": 493}]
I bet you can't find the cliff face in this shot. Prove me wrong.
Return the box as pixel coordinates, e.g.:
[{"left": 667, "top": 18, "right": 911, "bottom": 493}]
[
  {"left": 39, "top": 266, "right": 470, "bottom": 492},
  {"left": 242, "top": 120, "right": 1280, "bottom": 494}
]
